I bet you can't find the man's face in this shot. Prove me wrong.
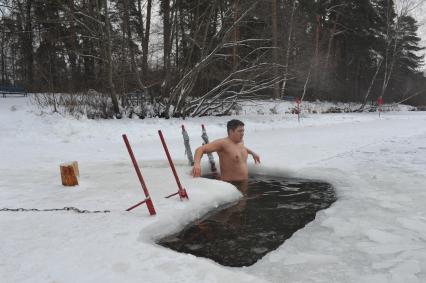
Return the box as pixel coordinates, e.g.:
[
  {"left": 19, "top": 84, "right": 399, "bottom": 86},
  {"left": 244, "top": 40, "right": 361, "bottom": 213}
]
[{"left": 228, "top": 126, "right": 244, "bottom": 142}]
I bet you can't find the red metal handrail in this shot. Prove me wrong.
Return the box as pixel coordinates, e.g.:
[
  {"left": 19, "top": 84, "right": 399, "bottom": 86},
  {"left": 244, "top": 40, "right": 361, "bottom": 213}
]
[{"left": 122, "top": 134, "right": 156, "bottom": 215}]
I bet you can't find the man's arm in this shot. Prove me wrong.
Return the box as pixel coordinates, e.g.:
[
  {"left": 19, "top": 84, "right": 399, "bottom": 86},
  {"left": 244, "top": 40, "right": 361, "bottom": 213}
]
[
  {"left": 192, "top": 140, "right": 223, "bottom": 177},
  {"left": 246, "top": 147, "right": 261, "bottom": 164}
]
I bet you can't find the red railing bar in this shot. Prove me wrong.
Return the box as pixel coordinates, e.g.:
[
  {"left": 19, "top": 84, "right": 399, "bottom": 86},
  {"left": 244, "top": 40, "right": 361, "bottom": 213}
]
[
  {"left": 126, "top": 198, "right": 148, "bottom": 212},
  {"left": 122, "top": 134, "right": 156, "bottom": 215}
]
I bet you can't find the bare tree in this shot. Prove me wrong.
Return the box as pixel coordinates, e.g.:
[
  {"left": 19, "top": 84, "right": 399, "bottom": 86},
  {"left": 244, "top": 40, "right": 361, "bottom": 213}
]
[
  {"left": 358, "top": 57, "right": 383, "bottom": 111},
  {"left": 123, "top": 0, "right": 144, "bottom": 91},
  {"left": 379, "top": 0, "right": 417, "bottom": 101},
  {"left": 103, "top": 0, "right": 119, "bottom": 115},
  {"left": 161, "top": 0, "right": 172, "bottom": 98},
  {"left": 14, "top": 0, "right": 34, "bottom": 87},
  {"left": 280, "top": 0, "right": 296, "bottom": 98},
  {"left": 161, "top": 1, "right": 287, "bottom": 117},
  {"left": 186, "top": 63, "right": 283, "bottom": 116},
  {"left": 271, "top": 0, "right": 279, "bottom": 99},
  {"left": 323, "top": 4, "right": 346, "bottom": 75},
  {"left": 67, "top": 0, "right": 80, "bottom": 92},
  {"left": 163, "top": 1, "right": 260, "bottom": 117},
  {"left": 136, "top": 0, "right": 152, "bottom": 82},
  {"left": 232, "top": 0, "right": 240, "bottom": 68}
]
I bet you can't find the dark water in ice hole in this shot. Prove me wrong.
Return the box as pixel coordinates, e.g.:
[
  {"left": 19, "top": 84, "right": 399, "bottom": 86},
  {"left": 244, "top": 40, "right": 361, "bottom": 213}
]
[{"left": 158, "top": 174, "right": 336, "bottom": 267}]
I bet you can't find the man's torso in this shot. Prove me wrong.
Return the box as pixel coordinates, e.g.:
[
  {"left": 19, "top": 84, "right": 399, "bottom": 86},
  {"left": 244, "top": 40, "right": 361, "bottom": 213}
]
[{"left": 217, "top": 138, "right": 248, "bottom": 181}]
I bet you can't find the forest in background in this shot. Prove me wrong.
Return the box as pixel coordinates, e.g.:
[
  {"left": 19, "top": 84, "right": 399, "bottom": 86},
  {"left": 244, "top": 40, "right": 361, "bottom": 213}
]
[{"left": 1, "top": 0, "right": 426, "bottom": 118}]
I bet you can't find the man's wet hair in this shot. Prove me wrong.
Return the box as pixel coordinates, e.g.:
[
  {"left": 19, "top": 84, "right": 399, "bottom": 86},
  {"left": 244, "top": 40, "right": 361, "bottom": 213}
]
[{"left": 227, "top": 119, "right": 244, "bottom": 133}]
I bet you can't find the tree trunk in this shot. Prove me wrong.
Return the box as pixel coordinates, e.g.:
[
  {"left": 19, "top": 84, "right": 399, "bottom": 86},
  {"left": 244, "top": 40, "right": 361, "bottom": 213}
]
[
  {"left": 162, "top": 0, "right": 172, "bottom": 105},
  {"left": 138, "top": 0, "right": 152, "bottom": 82},
  {"left": 301, "top": 65, "right": 312, "bottom": 101},
  {"left": 103, "top": 0, "right": 120, "bottom": 115},
  {"left": 324, "top": 14, "right": 339, "bottom": 74},
  {"left": 67, "top": 0, "right": 78, "bottom": 92},
  {"left": 1, "top": 26, "right": 5, "bottom": 84},
  {"left": 174, "top": 0, "right": 179, "bottom": 68},
  {"left": 94, "top": 0, "right": 103, "bottom": 86},
  {"left": 123, "top": 0, "right": 144, "bottom": 91},
  {"left": 232, "top": 0, "right": 240, "bottom": 68},
  {"left": 314, "top": 14, "right": 321, "bottom": 90},
  {"left": 360, "top": 59, "right": 383, "bottom": 111},
  {"left": 380, "top": 2, "right": 398, "bottom": 99},
  {"left": 178, "top": 2, "right": 186, "bottom": 74},
  {"left": 23, "top": 0, "right": 34, "bottom": 88},
  {"left": 271, "top": 0, "right": 279, "bottom": 99},
  {"left": 281, "top": 0, "right": 296, "bottom": 98},
  {"left": 82, "top": 0, "right": 97, "bottom": 88}
]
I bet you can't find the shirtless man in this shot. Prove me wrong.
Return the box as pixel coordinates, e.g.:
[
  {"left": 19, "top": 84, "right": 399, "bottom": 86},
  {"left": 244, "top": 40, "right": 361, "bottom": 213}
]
[{"left": 192, "top": 119, "right": 260, "bottom": 182}]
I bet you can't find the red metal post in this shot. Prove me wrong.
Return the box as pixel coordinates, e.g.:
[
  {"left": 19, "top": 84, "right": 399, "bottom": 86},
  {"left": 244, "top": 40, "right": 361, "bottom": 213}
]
[
  {"left": 296, "top": 97, "right": 301, "bottom": 123},
  {"left": 377, "top": 96, "right": 383, "bottom": 118},
  {"left": 122, "top": 134, "right": 156, "bottom": 215},
  {"left": 158, "top": 130, "right": 189, "bottom": 200},
  {"left": 126, "top": 198, "right": 148, "bottom": 211}
]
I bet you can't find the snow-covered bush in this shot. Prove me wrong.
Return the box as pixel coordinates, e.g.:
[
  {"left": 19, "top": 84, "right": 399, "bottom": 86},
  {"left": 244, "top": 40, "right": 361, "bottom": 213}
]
[{"left": 31, "top": 90, "right": 116, "bottom": 119}]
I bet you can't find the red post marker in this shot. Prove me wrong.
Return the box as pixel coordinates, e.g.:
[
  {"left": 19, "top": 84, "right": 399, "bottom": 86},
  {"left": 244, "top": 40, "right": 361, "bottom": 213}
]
[
  {"left": 122, "top": 134, "right": 156, "bottom": 215},
  {"left": 295, "top": 97, "right": 301, "bottom": 123},
  {"left": 158, "top": 130, "right": 189, "bottom": 200},
  {"left": 377, "top": 96, "right": 383, "bottom": 117}
]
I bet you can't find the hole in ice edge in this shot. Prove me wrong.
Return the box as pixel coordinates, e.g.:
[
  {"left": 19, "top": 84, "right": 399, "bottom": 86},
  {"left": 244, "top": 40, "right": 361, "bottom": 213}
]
[{"left": 157, "top": 174, "right": 336, "bottom": 267}]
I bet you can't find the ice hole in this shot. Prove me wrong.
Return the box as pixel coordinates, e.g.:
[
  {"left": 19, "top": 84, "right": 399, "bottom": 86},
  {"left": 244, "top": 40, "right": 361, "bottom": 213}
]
[{"left": 158, "top": 174, "right": 336, "bottom": 267}]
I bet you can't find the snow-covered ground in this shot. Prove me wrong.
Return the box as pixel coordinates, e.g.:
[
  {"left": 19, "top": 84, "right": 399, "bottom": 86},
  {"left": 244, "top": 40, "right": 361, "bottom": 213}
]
[{"left": 1, "top": 96, "right": 426, "bottom": 283}]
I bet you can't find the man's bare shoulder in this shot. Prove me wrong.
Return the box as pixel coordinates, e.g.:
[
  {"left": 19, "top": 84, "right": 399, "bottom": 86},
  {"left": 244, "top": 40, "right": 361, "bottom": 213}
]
[
  {"left": 211, "top": 137, "right": 228, "bottom": 144},
  {"left": 207, "top": 138, "right": 227, "bottom": 148},
  {"left": 214, "top": 137, "right": 243, "bottom": 149},
  {"left": 200, "top": 137, "right": 227, "bottom": 153}
]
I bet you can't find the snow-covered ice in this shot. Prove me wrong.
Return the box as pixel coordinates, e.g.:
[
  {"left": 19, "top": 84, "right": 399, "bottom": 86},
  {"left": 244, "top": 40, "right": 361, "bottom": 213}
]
[{"left": 1, "top": 96, "right": 426, "bottom": 282}]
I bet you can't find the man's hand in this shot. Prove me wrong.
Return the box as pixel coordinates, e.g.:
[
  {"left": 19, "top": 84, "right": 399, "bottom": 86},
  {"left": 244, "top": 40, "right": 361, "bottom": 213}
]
[
  {"left": 192, "top": 163, "right": 202, "bottom": 177},
  {"left": 251, "top": 152, "right": 261, "bottom": 164}
]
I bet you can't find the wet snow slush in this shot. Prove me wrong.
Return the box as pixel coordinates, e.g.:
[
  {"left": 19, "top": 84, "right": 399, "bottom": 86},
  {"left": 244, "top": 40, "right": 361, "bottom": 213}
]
[{"left": 158, "top": 174, "right": 336, "bottom": 267}]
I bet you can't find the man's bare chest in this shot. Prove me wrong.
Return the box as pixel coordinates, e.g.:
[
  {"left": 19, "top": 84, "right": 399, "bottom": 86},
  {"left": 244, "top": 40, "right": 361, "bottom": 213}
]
[{"left": 220, "top": 144, "right": 248, "bottom": 163}]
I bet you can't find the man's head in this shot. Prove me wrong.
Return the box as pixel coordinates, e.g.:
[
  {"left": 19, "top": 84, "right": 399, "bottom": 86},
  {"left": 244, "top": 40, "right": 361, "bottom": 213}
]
[{"left": 227, "top": 119, "right": 245, "bottom": 142}]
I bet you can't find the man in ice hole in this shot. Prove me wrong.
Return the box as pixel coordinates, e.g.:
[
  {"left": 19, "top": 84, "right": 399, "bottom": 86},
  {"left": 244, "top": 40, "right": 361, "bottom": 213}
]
[{"left": 192, "top": 119, "right": 260, "bottom": 182}]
